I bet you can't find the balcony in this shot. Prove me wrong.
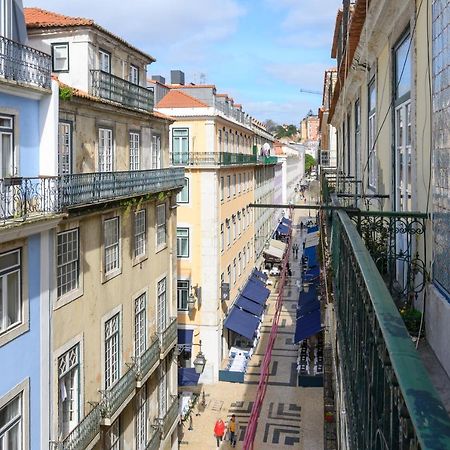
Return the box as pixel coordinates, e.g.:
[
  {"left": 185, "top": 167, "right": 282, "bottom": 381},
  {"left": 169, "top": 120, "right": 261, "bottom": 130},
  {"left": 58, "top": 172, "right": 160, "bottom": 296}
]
[
  {"left": 100, "top": 367, "right": 137, "bottom": 423},
  {"left": 0, "top": 176, "right": 60, "bottom": 225},
  {"left": 159, "top": 317, "right": 177, "bottom": 357},
  {"left": 59, "top": 168, "right": 185, "bottom": 209},
  {"left": 322, "top": 174, "right": 450, "bottom": 449},
  {"left": 160, "top": 396, "right": 179, "bottom": 440},
  {"left": 171, "top": 152, "right": 257, "bottom": 166},
  {"left": 136, "top": 337, "right": 160, "bottom": 387},
  {"left": 90, "top": 70, "right": 154, "bottom": 112},
  {"left": 145, "top": 429, "right": 161, "bottom": 450},
  {"left": 0, "top": 36, "right": 51, "bottom": 90},
  {"left": 60, "top": 403, "right": 102, "bottom": 450}
]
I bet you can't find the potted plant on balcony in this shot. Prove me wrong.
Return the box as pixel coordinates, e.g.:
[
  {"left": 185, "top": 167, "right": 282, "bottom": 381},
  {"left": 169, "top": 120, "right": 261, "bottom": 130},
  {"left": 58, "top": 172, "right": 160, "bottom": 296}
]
[
  {"left": 400, "top": 307, "right": 424, "bottom": 338},
  {"left": 324, "top": 411, "right": 334, "bottom": 423}
]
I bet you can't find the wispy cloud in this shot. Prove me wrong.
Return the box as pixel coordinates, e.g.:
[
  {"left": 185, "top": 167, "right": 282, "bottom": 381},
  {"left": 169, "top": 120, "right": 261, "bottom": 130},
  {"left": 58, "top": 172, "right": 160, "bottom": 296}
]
[{"left": 265, "top": 62, "right": 329, "bottom": 90}]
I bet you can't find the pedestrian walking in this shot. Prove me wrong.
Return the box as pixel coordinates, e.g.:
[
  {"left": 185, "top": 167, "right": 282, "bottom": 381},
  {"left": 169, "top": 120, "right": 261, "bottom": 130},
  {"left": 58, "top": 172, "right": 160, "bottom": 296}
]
[
  {"left": 292, "top": 245, "right": 296, "bottom": 256},
  {"left": 214, "top": 418, "right": 225, "bottom": 449},
  {"left": 228, "top": 414, "right": 240, "bottom": 447}
]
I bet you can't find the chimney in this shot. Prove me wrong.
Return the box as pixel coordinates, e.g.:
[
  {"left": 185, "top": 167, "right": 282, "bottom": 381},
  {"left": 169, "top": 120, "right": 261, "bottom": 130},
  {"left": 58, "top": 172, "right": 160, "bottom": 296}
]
[
  {"left": 171, "top": 70, "right": 185, "bottom": 85},
  {"left": 152, "top": 75, "right": 166, "bottom": 84}
]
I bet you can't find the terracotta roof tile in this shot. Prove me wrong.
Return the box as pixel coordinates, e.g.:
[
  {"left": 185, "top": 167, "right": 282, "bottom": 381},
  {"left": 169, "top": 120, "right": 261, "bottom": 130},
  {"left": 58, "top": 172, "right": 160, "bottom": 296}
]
[
  {"left": 24, "top": 8, "right": 155, "bottom": 62},
  {"left": 156, "top": 90, "right": 208, "bottom": 108}
]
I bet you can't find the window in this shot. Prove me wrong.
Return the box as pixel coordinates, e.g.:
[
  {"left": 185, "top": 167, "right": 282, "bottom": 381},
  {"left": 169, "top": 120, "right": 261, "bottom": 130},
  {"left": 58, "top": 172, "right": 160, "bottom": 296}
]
[
  {"left": 243, "top": 247, "right": 247, "bottom": 268},
  {"left": 151, "top": 134, "right": 161, "bottom": 169},
  {"left": 157, "top": 278, "right": 167, "bottom": 332},
  {"left": 104, "top": 217, "right": 120, "bottom": 275},
  {"left": 99, "top": 128, "right": 113, "bottom": 172},
  {"left": 218, "top": 130, "right": 222, "bottom": 152},
  {"left": 220, "top": 224, "right": 224, "bottom": 252},
  {"left": 0, "top": 392, "right": 22, "bottom": 449},
  {"left": 237, "top": 211, "right": 241, "bottom": 236},
  {"left": 368, "top": 79, "right": 377, "bottom": 189},
  {"left": 233, "top": 259, "right": 236, "bottom": 285},
  {"left": 135, "top": 386, "right": 147, "bottom": 450},
  {"left": 129, "top": 132, "right": 140, "bottom": 171},
  {"left": 51, "top": 43, "right": 69, "bottom": 72},
  {"left": 232, "top": 215, "right": 236, "bottom": 241},
  {"left": 129, "top": 64, "right": 139, "bottom": 85},
  {"left": 0, "top": 115, "right": 14, "bottom": 178},
  {"left": 99, "top": 49, "right": 111, "bottom": 73},
  {"left": 158, "top": 365, "right": 168, "bottom": 417},
  {"left": 106, "top": 419, "right": 120, "bottom": 450},
  {"left": 225, "top": 131, "right": 229, "bottom": 152},
  {"left": 134, "top": 294, "right": 146, "bottom": 358},
  {"left": 105, "top": 313, "right": 120, "bottom": 389},
  {"left": 232, "top": 174, "right": 236, "bottom": 196},
  {"left": 177, "top": 178, "right": 189, "bottom": 204},
  {"left": 238, "top": 173, "right": 241, "bottom": 193},
  {"left": 156, "top": 204, "right": 166, "bottom": 248},
  {"left": 0, "top": 249, "right": 21, "bottom": 334},
  {"left": 227, "top": 265, "right": 231, "bottom": 286},
  {"left": 177, "top": 228, "right": 189, "bottom": 258},
  {"left": 134, "top": 210, "right": 146, "bottom": 259},
  {"left": 226, "top": 219, "right": 231, "bottom": 246},
  {"left": 238, "top": 253, "right": 242, "bottom": 277},
  {"left": 172, "top": 128, "right": 189, "bottom": 164},
  {"left": 355, "top": 99, "right": 361, "bottom": 183},
  {"left": 220, "top": 177, "right": 224, "bottom": 201},
  {"left": 227, "top": 176, "right": 231, "bottom": 198},
  {"left": 243, "top": 172, "right": 246, "bottom": 191},
  {"left": 58, "top": 344, "right": 80, "bottom": 438},
  {"left": 58, "top": 122, "right": 72, "bottom": 175},
  {"left": 177, "top": 280, "right": 189, "bottom": 311},
  {"left": 57, "top": 229, "right": 79, "bottom": 298}
]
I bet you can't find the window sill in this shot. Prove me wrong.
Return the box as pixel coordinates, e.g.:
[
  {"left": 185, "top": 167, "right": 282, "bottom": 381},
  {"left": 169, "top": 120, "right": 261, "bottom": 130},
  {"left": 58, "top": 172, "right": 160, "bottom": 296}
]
[
  {"left": 155, "top": 244, "right": 168, "bottom": 254},
  {"left": 54, "top": 288, "right": 84, "bottom": 311},
  {"left": 0, "top": 321, "right": 29, "bottom": 348},
  {"left": 102, "top": 268, "right": 122, "bottom": 283},
  {"left": 132, "top": 255, "right": 148, "bottom": 267}
]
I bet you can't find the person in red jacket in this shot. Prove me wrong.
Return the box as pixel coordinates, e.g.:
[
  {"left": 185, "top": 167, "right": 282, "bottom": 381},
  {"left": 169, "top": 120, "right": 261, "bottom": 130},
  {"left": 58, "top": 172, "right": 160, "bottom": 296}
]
[{"left": 214, "top": 418, "right": 225, "bottom": 448}]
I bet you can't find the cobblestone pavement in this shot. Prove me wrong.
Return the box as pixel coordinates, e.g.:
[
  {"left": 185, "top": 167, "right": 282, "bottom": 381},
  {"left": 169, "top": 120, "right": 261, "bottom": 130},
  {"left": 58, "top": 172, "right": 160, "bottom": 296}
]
[{"left": 178, "top": 211, "right": 324, "bottom": 450}]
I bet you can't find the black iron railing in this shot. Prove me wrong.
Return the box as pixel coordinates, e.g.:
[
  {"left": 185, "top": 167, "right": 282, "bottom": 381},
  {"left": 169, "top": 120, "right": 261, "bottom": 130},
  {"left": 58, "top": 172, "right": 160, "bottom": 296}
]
[
  {"left": 59, "top": 168, "right": 185, "bottom": 208},
  {"left": 0, "top": 36, "right": 51, "bottom": 89},
  {"left": 170, "top": 152, "right": 275, "bottom": 166},
  {"left": 90, "top": 70, "right": 154, "bottom": 112}
]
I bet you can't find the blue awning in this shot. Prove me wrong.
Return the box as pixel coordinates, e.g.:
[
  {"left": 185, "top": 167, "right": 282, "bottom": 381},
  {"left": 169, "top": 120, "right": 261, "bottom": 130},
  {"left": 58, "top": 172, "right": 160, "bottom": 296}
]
[
  {"left": 241, "top": 280, "right": 270, "bottom": 305},
  {"left": 297, "top": 299, "right": 320, "bottom": 318},
  {"left": 304, "top": 266, "right": 320, "bottom": 281},
  {"left": 252, "top": 268, "right": 268, "bottom": 281},
  {"left": 281, "top": 217, "right": 292, "bottom": 226},
  {"left": 236, "top": 295, "right": 265, "bottom": 317},
  {"left": 307, "top": 225, "right": 319, "bottom": 234},
  {"left": 178, "top": 329, "right": 193, "bottom": 351},
  {"left": 178, "top": 367, "right": 200, "bottom": 386},
  {"left": 277, "top": 223, "right": 289, "bottom": 234},
  {"left": 224, "top": 307, "right": 260, "bottom": 340},
  {"left": 298, "top": 285, "right": 318, "bottom": 305},
  {"left": 304, "top": 246, "right": 318, "bottom": 268},
  {"left": 294, "top": 309, "right": 322, "bottom": 343}
]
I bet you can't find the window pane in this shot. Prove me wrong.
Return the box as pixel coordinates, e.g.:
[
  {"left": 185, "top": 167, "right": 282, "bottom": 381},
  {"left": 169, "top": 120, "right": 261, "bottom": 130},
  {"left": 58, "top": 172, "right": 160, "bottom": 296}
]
[
  {"left": 7, "top": 271, "right": 19, "bottom": 326},
  {"left": 395, "top": 35, "right": 411, "bottom": 99},
  {"left": 0, "top": 250, "right": 19, "bottom": 273}
]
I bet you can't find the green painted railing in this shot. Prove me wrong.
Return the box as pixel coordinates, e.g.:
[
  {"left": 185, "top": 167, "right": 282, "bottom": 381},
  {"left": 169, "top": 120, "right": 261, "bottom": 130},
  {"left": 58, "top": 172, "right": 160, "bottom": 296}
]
[
  {"left": 329, "top": 207, "right": 450, "bottom": 450},
  {"left": 136, "top": 337, "right": 160, "bottom": 381},
  {"left": 145, "top": 429, "right": 161, "bottom": 450},
  {"left": 171, "top": 152, "right": 257, "bottom": 166},
  {"left": 161, "top": 397, "right": 179, "bottom": 439},
  {"left": 159, "top": 317, "right": 177, "bottom": 355}
]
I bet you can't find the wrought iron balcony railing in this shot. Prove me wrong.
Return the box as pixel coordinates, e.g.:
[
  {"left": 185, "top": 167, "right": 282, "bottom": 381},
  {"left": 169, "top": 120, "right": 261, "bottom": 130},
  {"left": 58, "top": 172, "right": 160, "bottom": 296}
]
[
  {"left": 0, "top": 36, "right": 52, "bottom": 89},
  {"left": 100, "top": 367, "right": 136, "bottom": 419},
  {"left": 60, "top": 403, "right": 102, "bottom": 450},
  {"left": 90, "top": 70, "right": 154, "bottom": 112},
  {"left": 59, "top": 168, "right": 185, "bottom": 208},
  {"left": 136, "top": 337, "right": 160, "bottom": 384},
  {"left": 145, "top": 428, "right": 161, "bottom": 450},
  {"left": 159, "top": 317, "right": 177, "bottom": 356},
  {"left": 160, "top": 396, "right": 179, "bottom": 439},
  {"left": 327, "top": 201, "right": 450, "bottom": 449},
  {"left": 171, "top": 151, "right": 260, "bottom": 166},
  {"left": 0, "top": 177, "right": 59, "bottom": 224}
]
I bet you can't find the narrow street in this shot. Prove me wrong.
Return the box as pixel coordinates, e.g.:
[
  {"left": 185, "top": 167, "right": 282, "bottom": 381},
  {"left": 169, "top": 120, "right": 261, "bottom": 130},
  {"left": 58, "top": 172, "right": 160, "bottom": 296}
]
[{"left": 178, "top": 205, "right": 324, "bottom": 449}]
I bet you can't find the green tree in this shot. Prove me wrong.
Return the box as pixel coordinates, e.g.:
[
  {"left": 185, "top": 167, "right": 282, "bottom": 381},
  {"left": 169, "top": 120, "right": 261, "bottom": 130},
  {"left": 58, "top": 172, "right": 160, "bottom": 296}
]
[{"left": 305, "top": 154, "right": 316, "bottom": 174}]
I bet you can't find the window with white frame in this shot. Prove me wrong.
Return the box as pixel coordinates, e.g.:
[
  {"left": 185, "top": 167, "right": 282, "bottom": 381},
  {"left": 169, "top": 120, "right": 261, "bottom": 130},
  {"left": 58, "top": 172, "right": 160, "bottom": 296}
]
[
  {"left": 135, "top": 386, "right": 147, "bottom": 450},
  {"left": 156, "top": 204, "right": 166, "bottom": 248},
  {"left": 99, "top": 128, "right": 113, "bottom": 172},
  {"left": 238, "top": 252, "right": 242, "bottom": 277},
  {"left": 355, "top": 99, "right": 361, "bottom": 183},
  {"left": 151, "top": 134, "right": 161, "bottom": 169},
  {"left": 177, "top": 228, "right": 189, "bottom": 258},
  {"left": 243, "top": 247, "right": 247, "bottom": 268},
  {"left": 0, "top": 392, "right": 23, "bottom": 449},
  {"left": 225, "top": 131, "right": 229, "bottom": 152},
  {"left": 58, "top": 122, "right": 72, "bottom": 175},
  {"left": 104, "top": 217, "right": 120, "bottom": 275},
  {"left": 177, "top": 178, "right": 189, "bottom": 204},
  {"left": 238, "top": 173, "right": 241, "bottom": 193},
  {"left": 368, "top": 79, "right": 377, "bottom": 189},
  {"left": 177, "top": 280, "right": 189, "bottom": 311},
  {"left": 227, "top": 265, "right": 231, "bottom": 286},
  {"left": 58, "top": 344, "right": 80, "bottom": 438},
  {"left": 157, "top": 278, "right": 167, "bottom": 333},
  {"left": 105, "top": 313, "right": 120, "bottom": 389},
  {"left": 172, "top": 129, "right": 188, "bottom": 164},
  {"left": 243, "top": 172, "right": 246, "bottom": 191},
  {"left": 232, "top": 174, "right": 236, "bottom": 196},
  {"left": 232, "top": 215, "right": 236, "bottom": 241},
  {"left": 52, "top": 43, "right": 69, "bottom": 72},
  {"left": 158, "top": 365, "right": 168, "bottom": 417},
  {"left": 129, "top": 132, "right": 140, "bottom": 171},
  {"left": 134, "top": 294, "right": 146, "bottom": 358},
  {"left": 106, "top": 419, "right": 120, "bottom": 450},
  {"left": 0, "top": 249, "right": 21, "bottom": 334},
  {"left": 237, "top": 211, "right": 241, "bottom": 236},
  {"left": 220, "top": 177, "right": 224, "bottom": 201},
  {"left": 218, "top": 130, "right": 222, "bottom": 152},
  {"left": 129, "top": 64, "right": 139, "bottom": 85},
  {"left": 226, "top": 219, "right": 231, "bottom": 246},
  {"left": 99, "top": 49, "right": 111, "bottom": 73},
  {"left": 226, "top": 176, "right": 231, "bottom": 198},
  {"left": 57, "top": 229, "right": 79, "bottom": 298},
  {"left": 220, "top": 224, "right": 224, "bottom": 252},
  {"left": 134, "top": 210, "right": 146, "bottom": 259},
  {"left": 0, "top": 115, "right": 14, "bottom": 178},
  {"left": 232, "top": 259, "right": 236, "bottom": 285}
]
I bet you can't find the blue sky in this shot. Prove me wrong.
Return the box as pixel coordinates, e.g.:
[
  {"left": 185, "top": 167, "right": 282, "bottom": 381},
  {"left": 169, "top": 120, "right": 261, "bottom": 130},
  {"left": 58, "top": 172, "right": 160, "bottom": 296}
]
[{"left": 24, "top": 0, "right": 342, "bottom": 124}]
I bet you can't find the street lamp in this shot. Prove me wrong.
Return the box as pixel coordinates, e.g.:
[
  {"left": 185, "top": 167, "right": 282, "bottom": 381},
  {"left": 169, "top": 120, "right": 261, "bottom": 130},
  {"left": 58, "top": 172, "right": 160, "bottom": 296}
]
[
  {"left": 187, "top": 285, "right": 201, "bottom": 311},
  {"left": 193, "top": 340, "right": 206, "bottom": 374}
]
